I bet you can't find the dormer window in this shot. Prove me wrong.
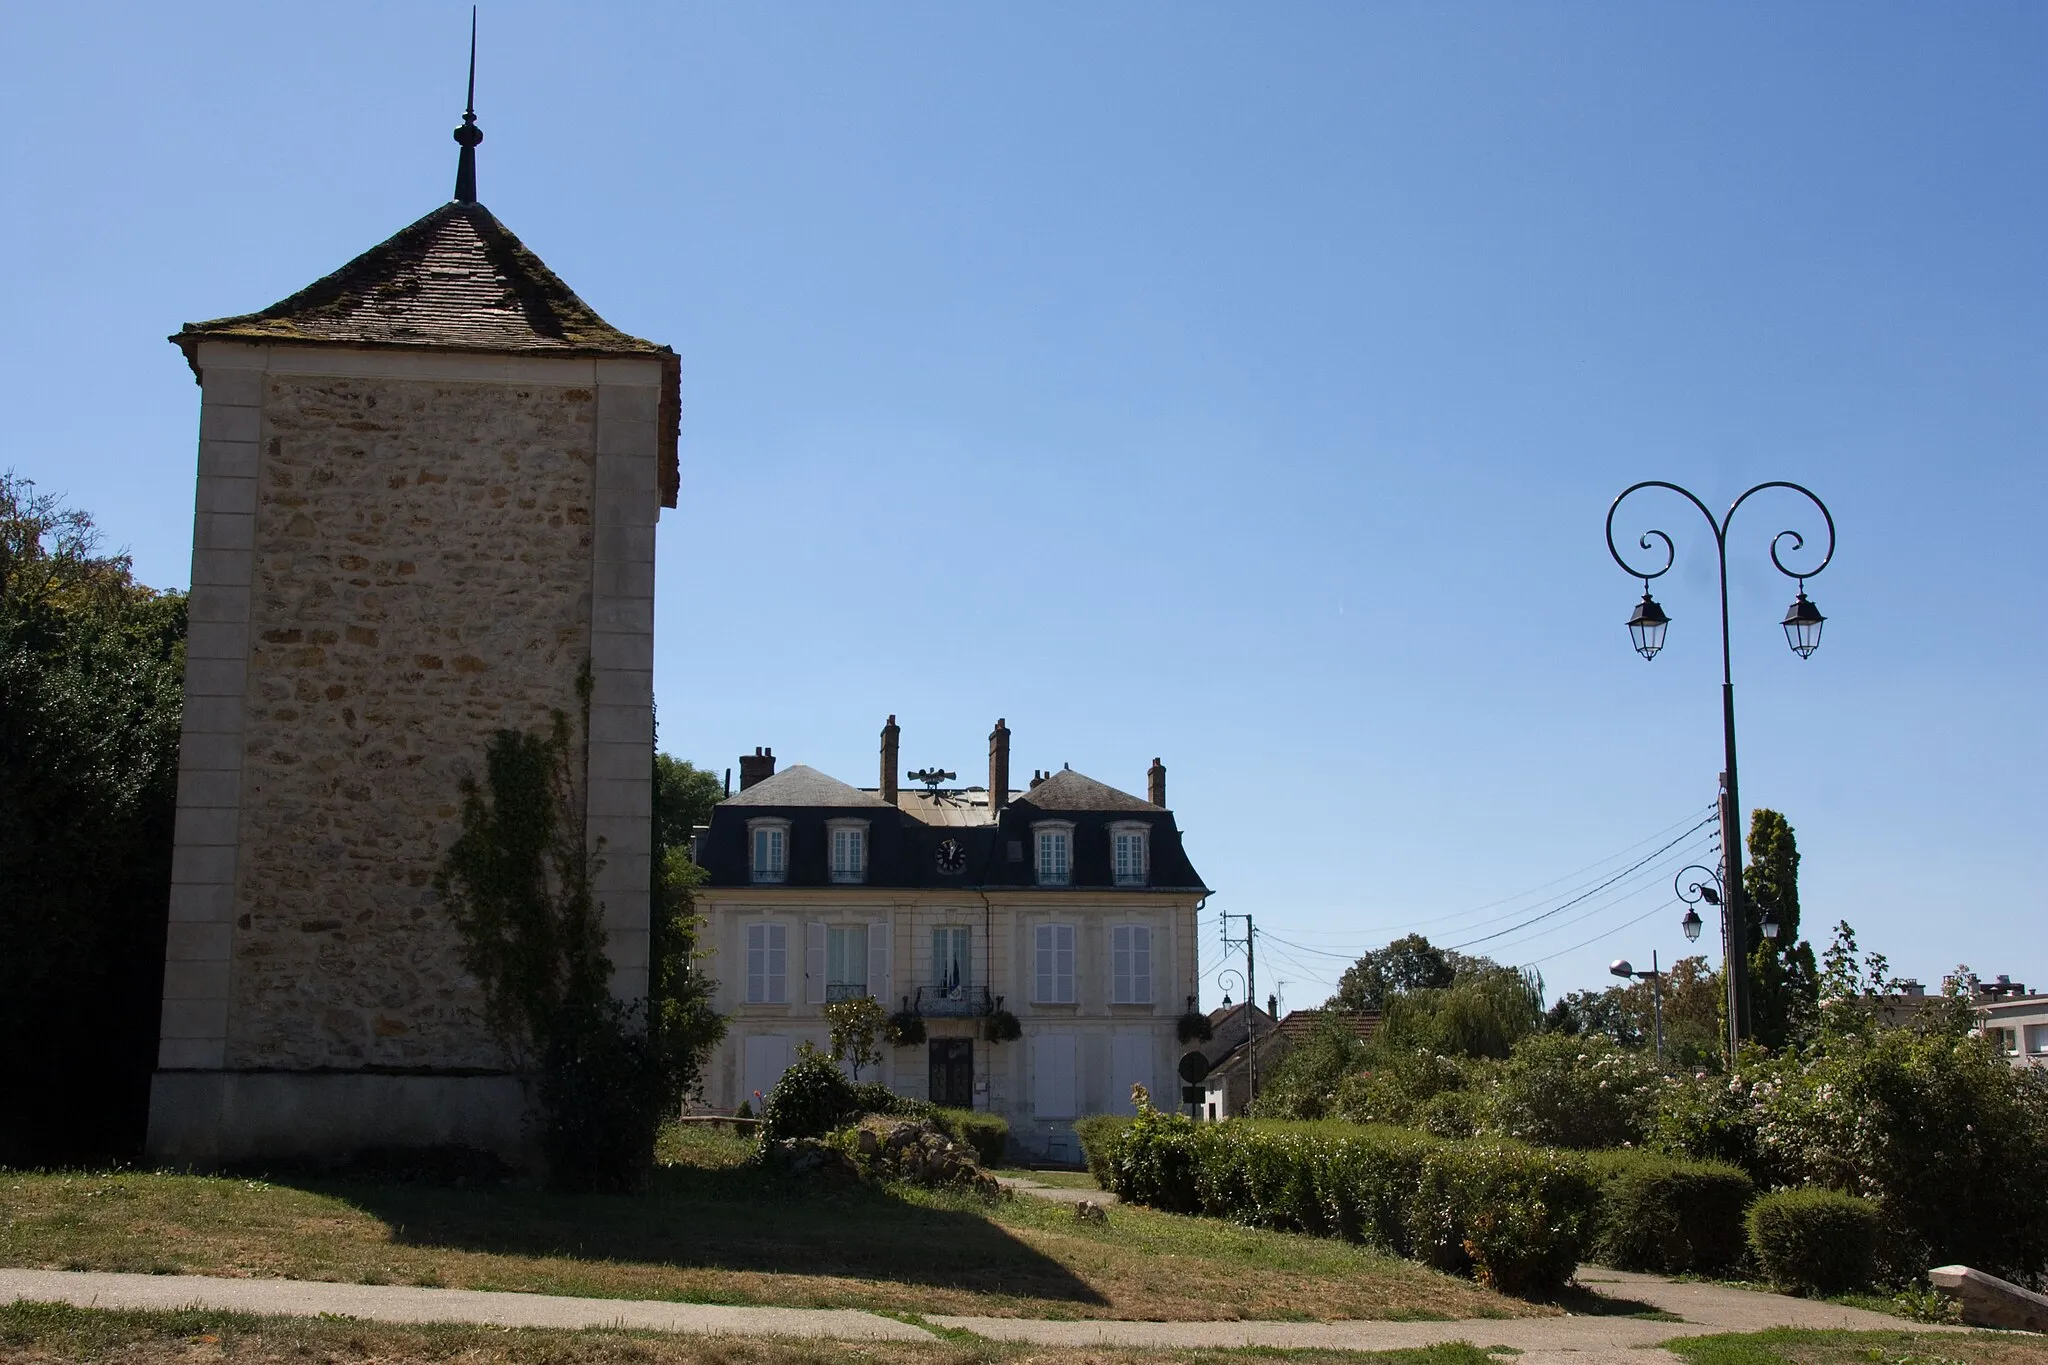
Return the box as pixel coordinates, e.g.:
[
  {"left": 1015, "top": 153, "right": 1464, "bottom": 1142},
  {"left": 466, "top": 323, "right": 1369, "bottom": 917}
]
[
  {"left": 1111, "top": 822, "right": 1149, "bottom": 887},
  {"left": 828, "top": 820, "right": 868, "bottom": 884},
  {"left": 1034, "top": 822, "right": 1073, "bottom": 887},
  {"left": 749, "top": 819, "right": 789, "bottom": 884}
]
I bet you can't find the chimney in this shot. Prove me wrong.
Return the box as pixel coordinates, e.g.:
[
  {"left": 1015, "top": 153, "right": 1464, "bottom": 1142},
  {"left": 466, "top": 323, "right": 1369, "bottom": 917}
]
[
  {"left": 738, "top": 746, "right": 776, "bottom": 791},
  {"left": 880, "top": 715, "right": 900, "bottom": 806},
  {"left": 1147, "top": 756, "right": 1166, "bottom": 807},
  {"left": 1030, "top": 769, "right": 1047, "bottom": 790},
  {"left": 989, "top": 718, "right": 1011, "bottom": 813}
]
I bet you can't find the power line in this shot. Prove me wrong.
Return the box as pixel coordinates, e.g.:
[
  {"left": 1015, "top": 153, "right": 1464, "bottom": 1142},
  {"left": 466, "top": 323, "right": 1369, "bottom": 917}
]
[
  {"left": 1518, "top": 898, "right": 1680, "bottom": 968},
  {"left": 1446, "top": 815, "right": 1715, "bottom": 951},
  {"left": 1477, "top": 835, "right": 1716, "bottom": 957}
]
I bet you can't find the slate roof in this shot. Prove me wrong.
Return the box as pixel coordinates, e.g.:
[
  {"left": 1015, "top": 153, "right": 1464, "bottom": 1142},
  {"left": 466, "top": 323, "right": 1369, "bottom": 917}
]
[
  {"left": 172, "top": 200, "right": 681, "bottom": 506},
  {"left": 720, "top": 764, "right": 896, "bottom": 809},
  {"left": 1014, "top": 769, "right": 1160, "bottom": 813}
]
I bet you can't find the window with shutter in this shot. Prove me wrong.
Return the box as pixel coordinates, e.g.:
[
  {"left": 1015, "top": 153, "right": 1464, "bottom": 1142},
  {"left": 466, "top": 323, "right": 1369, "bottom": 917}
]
[
  {"left": 1111, "top": 1031, "right": 1152, "bottom": 1111},
  {"left": 867, "top": 920, "right": 890, "bottom": 1002},
  {"left": 1112, "top": 925, "right": 1152, "bottom": 1004},
  {"left": 1032, "top": 1033, "right": 1077, "bottom": 1117},
  {"left": 1035, "top": 923, "right": 1075, "bottom": 1003},
  {"left": 746, "top": 922, "right": 787, "bottom": 1003},
  {"left": 825, "top": 925, "right": 867, "bottom": 1001},
  {"left": 932, "top": 927, "right": 971, "bottom": 1000},
  {"left": 804, "top": 922, "right": 827, "bottom": 1004}
]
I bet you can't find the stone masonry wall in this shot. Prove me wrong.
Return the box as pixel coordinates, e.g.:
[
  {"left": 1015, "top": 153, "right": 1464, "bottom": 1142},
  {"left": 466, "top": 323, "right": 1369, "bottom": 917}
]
[{"left": 228, "top": 373, "right": 595, "bottom": 1069}]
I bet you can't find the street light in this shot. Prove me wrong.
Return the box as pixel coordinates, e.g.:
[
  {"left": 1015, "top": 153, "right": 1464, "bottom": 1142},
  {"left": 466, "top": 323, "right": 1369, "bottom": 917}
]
[
  {"left": 1217, "top": 969, "right": 1256, "bottom": 1116},
  {"left": 1611, "top": 954, "right": 1666, "bottom": 1069},
  {"left": 1610, "top": 472, "right": 1838, "bottom": 1065}
]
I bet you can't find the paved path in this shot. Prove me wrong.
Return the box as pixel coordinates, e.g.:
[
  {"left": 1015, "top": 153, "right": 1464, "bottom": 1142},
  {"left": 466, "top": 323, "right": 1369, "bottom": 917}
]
[
  {"left": 994, "top": 1173, "right": 1119, "bottom": 1205},
  {"left": 0, "top": 1264, "right": 1955, "bottom": 1355}
]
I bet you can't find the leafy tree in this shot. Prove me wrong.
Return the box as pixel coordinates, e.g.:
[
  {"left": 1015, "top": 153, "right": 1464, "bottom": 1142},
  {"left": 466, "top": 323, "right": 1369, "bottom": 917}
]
[
  {"left": 653, "top": 753, "right": 723, "bottom": 856},
  {"left": 1328, "top": 933, "right": 1498, "bottom": 1013},
  {"left": 649, "top": 751, "right": 727, "bottom": 1111},
  {"left": 0, "top": 473, "right": 185, "bottom": 1165},
  {"left": 1378, "top": 966, "right": 1544, "bottom": 1061},
  {"left": 1543, "top": 987, "right": 1644, "bottom": 1048},
  {"left": 1745, "top": 809, "right": 1819, "bottom": 1049},
  {"left": 1248, "top": 1013, "right": 1371, "bottom": 1120},
  {"left": 824, "top": 996, "right": 888, "bottom": 1081}
]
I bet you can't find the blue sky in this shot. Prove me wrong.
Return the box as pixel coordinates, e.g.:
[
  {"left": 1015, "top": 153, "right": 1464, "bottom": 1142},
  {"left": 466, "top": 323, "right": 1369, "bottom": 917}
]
[{"left": 3, "top": 3, "right": 2040, "bottom": 1008}]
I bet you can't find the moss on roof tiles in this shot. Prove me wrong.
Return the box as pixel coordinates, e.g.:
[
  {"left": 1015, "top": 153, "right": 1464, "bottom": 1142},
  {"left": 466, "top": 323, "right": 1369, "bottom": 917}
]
[{"left": 176, "top": 201, "right": 665, "bottom": 356}]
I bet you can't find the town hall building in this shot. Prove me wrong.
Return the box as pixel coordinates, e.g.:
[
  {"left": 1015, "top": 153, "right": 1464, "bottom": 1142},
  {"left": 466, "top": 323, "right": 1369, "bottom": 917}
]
[{"left": 696, "top": 717, "right": 1209, "bottom": 1163}]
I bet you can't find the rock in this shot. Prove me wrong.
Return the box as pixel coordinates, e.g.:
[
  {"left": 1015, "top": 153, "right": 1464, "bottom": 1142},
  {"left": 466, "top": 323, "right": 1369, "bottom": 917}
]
[
  {"left": 1074, "top": 1200, "right": 1108, "bottom": 1224},
  {"left": 856, "top": 1128, "right": 880, "bottom": 1156},
  {"left": 1929, "top": 1265, "right": 2048, "bottom": 1333}
]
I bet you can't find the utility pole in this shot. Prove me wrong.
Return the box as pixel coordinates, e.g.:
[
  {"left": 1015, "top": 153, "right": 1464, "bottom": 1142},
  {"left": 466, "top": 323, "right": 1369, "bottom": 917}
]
[{"left": 1219, "top": 912, "right": 1258, "bottom": 1108}]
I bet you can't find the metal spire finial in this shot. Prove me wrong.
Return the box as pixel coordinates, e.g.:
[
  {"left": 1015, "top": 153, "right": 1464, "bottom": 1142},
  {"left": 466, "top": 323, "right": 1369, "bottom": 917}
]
[{"left": 452, "top": 7, "right": 482, "bottom": 202}]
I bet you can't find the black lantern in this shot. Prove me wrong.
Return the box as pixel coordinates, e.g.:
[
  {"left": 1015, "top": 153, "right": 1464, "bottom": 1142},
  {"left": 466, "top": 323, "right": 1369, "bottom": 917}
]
[
  {"left": 1681, "top": 907, "right": 1703, "bottom": 942},
  {"left": 1760, "top": 906, "right": 1780, "bottom": 940},
  {"left": 1781, "top": 588, "right": 1824, "bottom": 659},
  {"left": 1628, "top": 589, "right": 1670, "bottom": 661}
]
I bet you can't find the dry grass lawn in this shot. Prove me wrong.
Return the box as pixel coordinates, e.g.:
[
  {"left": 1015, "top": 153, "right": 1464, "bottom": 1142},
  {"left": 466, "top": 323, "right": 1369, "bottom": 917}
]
[{"left": 0, "top": 1131, "right": 1532, "bottom": 1323}]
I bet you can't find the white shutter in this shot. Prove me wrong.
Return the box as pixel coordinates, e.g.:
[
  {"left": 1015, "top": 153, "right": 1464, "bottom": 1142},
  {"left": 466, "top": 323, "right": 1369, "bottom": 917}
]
[
  {"left": 1055, "top": 923, "right": 1076, "bottom": 1003},
  {"left": 766, "top": 923, "right": 787, "bottom": 1003},
  {"left": 743, "top": 1034, "right": 791, "bottom": 1107},
  {"left": 1034, "top": 924, "right": 1054, "bottom": 1002},
  {"left": 867, "top": 920, "right": 890, "bottom": 1003},
  {"left": 1133, "top": 926, "right": 1152, "bottom": 1005},
  {"left": 1112, "top": 1032, "right": 1151, "bottom": 1112},
  {"left": 1033, "top": 1033, "right": 1077, "bottom": 1118},
  {"left": 804, "top": 922, "right": 826, "bottom": 1005},
  {"left": 1112, "top": 926, "right": 1132, "bottom": 1003},
  {"left": 746, "top": 923, "right": 766, "bottom": 1003}
]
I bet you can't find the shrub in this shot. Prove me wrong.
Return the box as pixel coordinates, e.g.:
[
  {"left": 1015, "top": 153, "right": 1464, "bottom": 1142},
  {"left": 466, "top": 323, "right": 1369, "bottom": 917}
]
[
  {"left": 761, "top": 1045, "right": 860, "bottom": 1142},
  {"left": 1585, "top": 1150, "right": 1753, "bottom": 1274},
  {"left": 983, "top": 1009, "right": 1022, "bottom": 1043},
  {"left": 1090, "top": 1105, "right": 1597, "bottom": 1297},
  {"left": 1177, "top": 1011, "right": 1214, "bottom": 1044},
  {"left": 1747, "top": 1188, "right": 1880, "bottom": 1295},
  {"left": 935, "top": 1108, "right": 1009, "bottom": 1165},
  {"left": 1418, "top": 1089, "right": 1486, "bottom": 1138},
  {"left": 1075, "top": 1114, "right": 1129, "bottom": 1186},
  {"left": 885, "top": 1010, "right": 926, "bottom": 1047},
  {"left": 1490, "top": 1033, "right": 1657, "bottom": 1150}
]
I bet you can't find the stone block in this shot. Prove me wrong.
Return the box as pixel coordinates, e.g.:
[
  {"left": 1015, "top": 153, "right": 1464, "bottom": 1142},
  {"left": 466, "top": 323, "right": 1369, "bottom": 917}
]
[
  {"left": 157, "top": 1037, "right": 228, "bottom": 1071},
  {"left": 596, "top": 452, "right": 658, "bottom": 493},
  {"left": 197, "top": 475, "right": 258, "bottom": 515},
  {"left": 190, "top": 546, "right": 255, "bottom": 589},
  {"left": 591, "top": 629, "right": 651, "bottom": 671},
  {"left": 183, "top": 656, "right": 249, "bottom": 698},
  {"left": 587, "top": 704, "right": 653, "bottom": 747},
  {"left": 594, "top": 562, "right": 655, "bottom": 607},
  {"left": 199, "top": 404, "right": 261, "bottom": 442},
  {"left": 193, "top": 340, "right": 270, "bottom": 372},
  {"left": 593, "top": 357, "right": 664, "bottom": 386},
  {"left": 165, "top": 919, "right": 233, "bottom": 959},
  {"left": 196, "top": 511, "right": 255, "bottom": 551},
  {"left": 593, "top": 522, "right": 657, "bottom": 565},
  {"left": 594, "top": 487, "right": 657, "bottom": 529},
  {"left": 202, "top": 367, "right": 266, "bottom": 407},
  {"left": 185, "top": 619, "right": 251, "bottom": 661},
  {"left": 184, "top": 693, "right": 247, "bottom": 734},
  {"left": 596, "top": 417, "right": 657, "bottom": 457},
  {"left": 598, "top": 384, "right": 659, "bottom": 426},
  {"left": 176, "top": 767, "right": 243, "bottom": 809},
  {"left": 160, "top": 996, "right": 230, "bottom": 1040},
  {"left": 173, "top": 804, "right": 242, "bottom": 847},
  {"left": 589, "top": 744, "right": 654, "bottom": 791},
  {"left": 162, "top": 958, "right": 231, "bottom": 1001},
  {"left": 1929, "top": 1265, "right": 2048, "bottom": 1332},
  {"left": 590, "top": 667, "right": 652, "bottom": 707},
  {"left": 199, "top": 440, "right": 261, "bottom": 480},
  {"left": 171, "top": 843, "right": 238, "bottom": 887},
  {"left": 178, "top": 728, "right": 245, "bottom": 773},
  {"left": 187, "top": 583, "right": 252, "bottom": 627},
  {"left": 588, "top": 813, "right": 652, "bottom": 855}
]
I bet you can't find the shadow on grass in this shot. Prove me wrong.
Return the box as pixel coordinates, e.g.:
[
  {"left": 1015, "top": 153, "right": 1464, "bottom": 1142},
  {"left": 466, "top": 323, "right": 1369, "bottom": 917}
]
[
  {"left": 1543, "top": 1284, "right": 1684, "bottom": 1321},
  {"left": 272, "top": 1161, "right": 1108, "bottom": 1307}
]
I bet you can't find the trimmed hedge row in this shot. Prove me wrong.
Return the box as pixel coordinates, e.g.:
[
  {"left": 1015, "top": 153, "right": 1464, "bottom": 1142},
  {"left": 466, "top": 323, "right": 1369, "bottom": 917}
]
[
  {"left": 1079, "top": 1109, "right": 1595, "bottom": 1295},
  {"left": 934, "top": 1107, "right": 1010, "bottom": 1165},
  {"left": 1747, "top": 1188, "right": 1880, "bottom": 1296},
  {"left": 1076, "top": 1111, "right": 1756, "bottom": 1294}
]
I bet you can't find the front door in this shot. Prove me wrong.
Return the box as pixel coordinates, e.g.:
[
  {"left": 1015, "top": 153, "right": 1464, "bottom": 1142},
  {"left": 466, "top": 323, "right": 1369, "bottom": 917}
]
[{"left": 928, "top": 1038, "right": 973, "bottom": 1108}]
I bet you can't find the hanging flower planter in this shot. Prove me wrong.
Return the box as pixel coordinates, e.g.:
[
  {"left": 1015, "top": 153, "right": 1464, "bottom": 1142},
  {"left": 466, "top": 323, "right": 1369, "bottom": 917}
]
[
  {"left": 982, "top": 1009, "right": 1022, "bottom": 1044},
  {"left": 886, "top": 1008, "right": 926, "bottom": 1047}
]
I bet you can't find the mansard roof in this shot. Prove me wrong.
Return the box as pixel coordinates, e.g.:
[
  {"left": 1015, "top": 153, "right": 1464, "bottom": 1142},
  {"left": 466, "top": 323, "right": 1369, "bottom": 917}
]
[
  {"left": 172, "top": 200, "right": 681, "bottom": 506},
  {"left": 720, "top": 764, "right": 895, "bottom": 809},
  {"left": 1014, "top": 768, "right": 1159, "bottom": 813}
]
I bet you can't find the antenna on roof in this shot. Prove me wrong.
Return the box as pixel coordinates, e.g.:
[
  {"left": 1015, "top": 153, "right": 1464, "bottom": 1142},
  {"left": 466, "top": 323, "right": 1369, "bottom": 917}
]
[{"left": 452, "top": 7, "right": 483, "bottom": 203}]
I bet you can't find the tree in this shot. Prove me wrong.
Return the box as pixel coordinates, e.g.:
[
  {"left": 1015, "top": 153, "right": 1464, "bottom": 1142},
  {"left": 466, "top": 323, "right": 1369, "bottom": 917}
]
[
  {"left": 649, "top": 752, "right": 727, "bottom": 1111},
  {"left": 824, "top": 996, "right": 887, "bottom": 1080},
  {"left": 1745, "top": 809, "right": 1819, "bottom": 1049},
  {"left": 1328, "top": 934, "right": 1497, "bottom": 1012},
  {"left": 1543, "top": 987, "right": 1645, "bottom": 1048},
  {"left": 653, "top": 753, "right": 723, "bottom": 856},
  {"left": 0, "top": 472, "right": 185, "bottom": 1165}
]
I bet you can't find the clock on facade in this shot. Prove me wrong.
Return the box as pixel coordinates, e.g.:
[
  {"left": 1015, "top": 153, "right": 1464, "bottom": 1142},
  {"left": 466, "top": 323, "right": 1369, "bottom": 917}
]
[{"left": 935, "top": 839, "right": 968, "bottom": 875}]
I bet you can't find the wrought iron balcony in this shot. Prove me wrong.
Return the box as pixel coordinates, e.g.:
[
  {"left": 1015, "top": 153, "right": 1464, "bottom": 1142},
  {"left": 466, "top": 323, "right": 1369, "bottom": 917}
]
[{"left": 916, "top": 984, "right": 985, "bottom": 1017}]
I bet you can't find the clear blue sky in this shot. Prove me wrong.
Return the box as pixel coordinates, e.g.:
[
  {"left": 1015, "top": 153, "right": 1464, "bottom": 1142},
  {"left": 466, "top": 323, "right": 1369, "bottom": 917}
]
[{"left": 3, "top": 3, "right": 2041, "bottom": 1008}]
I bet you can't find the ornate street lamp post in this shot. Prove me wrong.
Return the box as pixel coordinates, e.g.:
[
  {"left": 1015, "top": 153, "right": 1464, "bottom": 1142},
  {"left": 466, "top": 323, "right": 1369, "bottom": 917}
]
[
  {"left": 1217, "top": 969, "right": 1255, "bottom": 1115},
  {"left": 1611, "top": 954, "right": 1666, "bottom": 1069},
  {"left": 1608, "top": 482, "right": 1834, "bottom": 1062}
]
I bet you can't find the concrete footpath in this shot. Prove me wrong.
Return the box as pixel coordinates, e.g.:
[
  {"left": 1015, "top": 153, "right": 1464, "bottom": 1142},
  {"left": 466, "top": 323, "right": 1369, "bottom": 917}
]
[{"left": 0, "top": 1263, "right": 1949, "bottom": 1356}]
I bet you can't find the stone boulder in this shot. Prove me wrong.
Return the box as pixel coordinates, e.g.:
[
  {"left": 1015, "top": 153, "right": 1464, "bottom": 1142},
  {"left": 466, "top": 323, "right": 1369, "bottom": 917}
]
[
  {"left": 1929, "top": 1265, "right": 2048, "bottom": 1333},
  {"left": 848, "top": 1116, "right": 1008, "bottom": 1201}
]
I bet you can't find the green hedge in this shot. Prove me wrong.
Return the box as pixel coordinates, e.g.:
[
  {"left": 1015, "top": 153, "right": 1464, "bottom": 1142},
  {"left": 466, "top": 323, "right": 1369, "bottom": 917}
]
[
  {"left": 1747, "top": 1188, "right": 1881, "bottom": 1296},
  {"left": 1584, "top": 1150, "right": 1754, "bottom": 1275},
  {"left": 1087, "top": 1109, "right": 1597, "bottom": 1296},
  {"left": 934, "top": 1108, "right": 1009, "bottom": 1165},
  {"left": 1075, "top": 1114, "right": 1127, "bottom": 1187}
]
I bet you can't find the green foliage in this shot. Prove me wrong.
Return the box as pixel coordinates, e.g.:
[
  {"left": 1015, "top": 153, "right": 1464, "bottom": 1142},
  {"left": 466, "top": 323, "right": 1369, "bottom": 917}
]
[
  {"left": 1745, "top": 810, "right": 1819, "bottom": 1050},
  {"left": 652, "top": 753, "right": 724, "bottom": 855},
  {"left": 648, "top": 752, "right": 727, "bottom": 1114},
  {"left": 1074, "top": 1113, "right": 1129, "bottom": 1185},
  {"left": 936, "top": 1108, "right": 1010, "bottom": 1165},
  {"left": 1088, "top": 1106, "right": 1599, "bottom": 1298},
  {"left": 1177, "top": 1010, "right": 1214, "bottom": 1044},
  {"left": 436, "top": 701, "right": 665, "bottom": 1190},
  {"left": 1378, "top": 967, "right": 1544, "bottom": 1062},
  {"left": 1746, "top": 1189, "right": 1880, "bottom": 1295},
  {"left": 1489, "top": 1032, "right": 1658, "bottom": 1149},
  {"left": 983, "top": 1008, "right": 1022, "bottom": 1043},
  {"left": 824, "top": 996, "right": 888, "bottom": 1080},
  {"left": 1584, "top": 1150, "right": 1753, "bottom": 1274},
  {"left": 760, "top": 1043, "right": 861, "bottom": 1141},
  {"left": 1328, "top": 934, "right": 1499, "bottom": 1013},
  {"left": 1250, "top": 1014, "right": 1371, "bottom": 1120},
  {"left": 1543, "top": 987, "right": 1645, "bottom": 1048},
  {"left": 884, "top": 1008, "right": 926, "bottom": 1046},
  {"left": 0, "top": 473, "right": 185, "bottom": 1165}
]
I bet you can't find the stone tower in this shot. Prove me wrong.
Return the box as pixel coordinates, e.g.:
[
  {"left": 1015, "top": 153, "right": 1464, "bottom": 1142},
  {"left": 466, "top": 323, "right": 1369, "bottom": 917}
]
[{"left": 147, "top": 88, "right": 676, "bottom": 1168}]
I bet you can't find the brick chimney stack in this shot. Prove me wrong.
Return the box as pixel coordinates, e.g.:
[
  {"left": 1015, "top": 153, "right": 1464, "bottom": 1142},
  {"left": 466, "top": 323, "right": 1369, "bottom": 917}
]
[
  {"left": 880, "top": 715, "right": 900, "bottom": 806},
  {"left": 989, "top": 718, "right": 1011, "bottom": 813},
  {"left": 738, "top": 746, "right": 776, "bottom": 791},
  {"left": 1147, "top": 756, "right": 1166, "bottom": 807}
]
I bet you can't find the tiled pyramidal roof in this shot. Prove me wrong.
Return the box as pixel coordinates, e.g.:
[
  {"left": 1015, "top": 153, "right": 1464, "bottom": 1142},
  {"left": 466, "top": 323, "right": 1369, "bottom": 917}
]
[{"left": 173, "top": 201, "right": 680, "bottom": 505}]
